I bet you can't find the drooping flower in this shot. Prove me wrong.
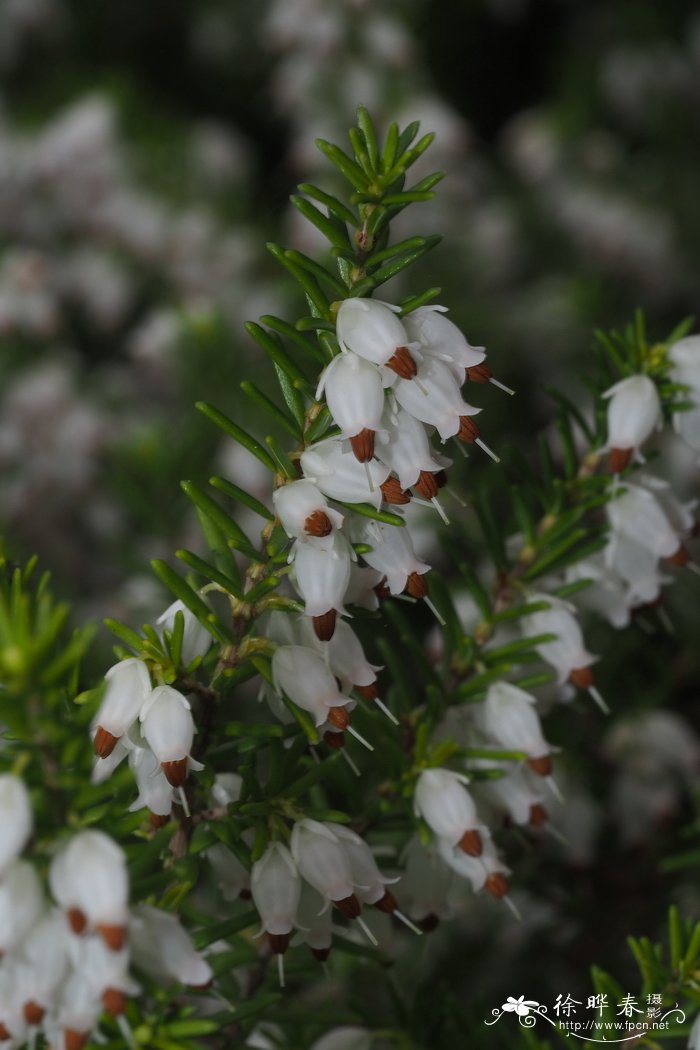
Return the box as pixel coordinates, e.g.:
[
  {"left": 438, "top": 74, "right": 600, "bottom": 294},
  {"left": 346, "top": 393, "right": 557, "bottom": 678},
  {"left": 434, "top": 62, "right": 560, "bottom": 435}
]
[
  {"left": 393, "top": 356, "right": 481, "bottom": 443},
  {"left": 375, "top": 402, "right": 449, "bottom": 494},
  {"left": 401, "top": 303, "right": 485, "bottom": 381},
  {"left": 336, "top": 297, "right": 419, "bottom": 379},
  {"left": 0, "top": 774, "right": 32, "bottom": 876},
  {"left": 129, "top": 904, "right": 213, "bottom": 987},
  {"left": 350, "top": 518, "right": 429, "bottom": 598},
  {"left": 92, "top": 657, "right": 152, "bottom": 759},
  {"left": 251, "top": 842, "right": 301, "bottom": 956},
  {"left": 140, "top": 685, "right": 197, "bottom": 788},
  {"left": 317, "top": 351, "right": 385, "bottom": 462},
  {"left": 414, "top": 769, "right": 484, "bottom": 856},
  {"left": 156, "top": 599, "right": 212, "bottom": 666},
  {"left": 521, "top": 594, "right": 600, "bottom": 698},
  {"left": 479, "top": 682, "right": 552, "bottom": 775},
  {"left": 300, "top": 437, "right": 390, "bottom": 508},
  {"left": 607, "top": 482, "right": 689, "bottom": 565},
  {"left": 290, "top": 528, "right": 353, "bottom": 640},
  {"left": 0, "top": 860, "right": 44, "bottom": 955},
  {"left": 49, "top": 830, "right": 129, "bottom": 950},
  {"left": 272, "top": 645, "right": 351, "bottom": 729},
  {"left": 602, "top": 374, "right": 661, "bottom": 472},
  {"left": 273, "top": 479, "right": 344, "bottom": 540},
  {"left": 290, "top": 819, "right": 359, "bottom": 917}
]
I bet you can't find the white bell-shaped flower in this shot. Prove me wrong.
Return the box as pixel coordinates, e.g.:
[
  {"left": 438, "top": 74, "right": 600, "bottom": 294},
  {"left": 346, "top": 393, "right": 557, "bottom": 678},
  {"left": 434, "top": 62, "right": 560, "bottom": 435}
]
[
  {"left": 273, "top": 479, "right": 344, "bottom": 540},
  {"left": 206, "top": 841, "right": 251, "bottom": 901},
  {"left": 375, "top": 403, "right": 448, "bottom": 493},
  {"left": 317, "top": 352, "right": 385, "bottom": 462},
  {"left": 272, "top": 645, "right": 351, "bottom": 728},
  {"left": 71, "top": 936, "right": 139, "bottom": 1017},
  {"left": 309, "top": 1027, "right": 375, "bottom": 1050},
  {"left": 344, "top": 564, "right": 384, "bottom": 610},
  {"left": 394, "top": 356, "right": 481, "bottom": 442},
  {"left": 476, "top": 766, "right": 548, "bottom": 827},
  {"left": 604, "top": 534, "right": 667, "bottom": 608},
  {"left": 336, "top": 297, "right": 418, "bottom": 378},
  {"left": 251, "top": 842, "right": 301, "bottom": 954},
  {"left": 352, "top": 519, "right": 429, "bottom": 598},
  {"left": 13, "top": 908, "right": 70, "bottom": 1020},
  {"left": 291, "top": 529, "right": 353, "bottom": 640},
  {"left": 156, "top": 599, "right": 212, "bottom": 666},
  {"left": 398, "top": 837, "right": 454, "bottom": 925},
  {"left": 294, "top": 881, "right": 333, "bottom": 960},
  {"left": 521, "top": 594, "right": 597, "bottom": 688},
  {"left": 93, "top": 657, "right": 152, "bottom": 759},
  {"left": 437, "top": 833, "right": 510, "bottom": 898},
  {"left": 668, "top": 337, "right": 700, "bottom": 451},
  {"left": 566, "top": 551, "right": 637, "bottom": 629},
  {"left": 91, "top": 735, "right": 131, "bottom": 784},
  {"left": 211, "top": 772, "right": 243, "bottom": 806},
  {"left": 325, "top": 823, "right": 395, "bottom": 909},
  {"left": 602, "top": 374, "right": 661, "bottom": 471},
  {"left": 129, "top": 904, "right": 213, "bottom": 987},
  {"left": 0, "top": 774, "right": 32, "bottom": 875},
  {"left": 49, "top": 829, "right": 129, "bottom": 950},
  {"left": 291, "top": 819, "right": 359, "bottom": 916},
  {"left": 300, "top": 437, "right": 390, "bottom": 508},
  {"left": 140, "top": 685, "right": 196, "bottom": 788},
  {"left": 414, "top": 768, "right": 484, "bottom": 855},
  {"left": 402, "top": 304, "right": 486, "bottom": 379},
  {"left": 607, "top": 483, "right": 686, "bottom": 562},
  {"left": 128, "top": 746, "right": 175, "bottom": 825},
  {"left": 51, "top": 968, "right": 103, "bottom": 1045},
  {"left": 325, "top": 619, "right": 381, "bottom": 693},
  {"left": 669, "top": 334, "right": 700, "bottom": 375},
  {"left": 0, "top": 860, "right": 43, "bottom": 954},
  {"left": 480, "top": 682, "right": 551, "bottom": 774}
]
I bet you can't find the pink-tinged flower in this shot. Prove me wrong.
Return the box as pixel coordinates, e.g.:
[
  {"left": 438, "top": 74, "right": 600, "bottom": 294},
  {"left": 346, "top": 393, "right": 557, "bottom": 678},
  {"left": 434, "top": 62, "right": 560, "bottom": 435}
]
[
  {"left": 336, "top": 297, "right": 419, "bottom": 379},
  {"left": 290, "top": 529, "right": 353, "bottom": 640},
  {"left": 92, "top": 657, "right": 151, "bottom": 759},
  {"left": 156, "top": 599, "right": 212, "bottom": 666},
  {"left": 272, "top": 645, "right": 351, "bottom": 729},
  {"left": 317, "top": 352, "right": 385, "bottom": 462},
  {"left": 49, "top": 830, "right": 129, "bottom": 950},
  {"left": 139, "top": 685, "right": 197, "bottom": 788},
  {"left": 414, "top": 769, "right": 485, "bottom": 856},
  {"left": 602, "top": 374, "right": 661, "bottom": 472},
  {"left": 251, "top": 842, "right": 301, "bottom": 956},
  {"left": 300, "top": 437, "right": 390, "bottom": 508},
  {"left": 273, "top": 479, "right": 344, "bottom": 540},
  {"left": 0, "top": 774, "right": 32, "bottom": 876}
]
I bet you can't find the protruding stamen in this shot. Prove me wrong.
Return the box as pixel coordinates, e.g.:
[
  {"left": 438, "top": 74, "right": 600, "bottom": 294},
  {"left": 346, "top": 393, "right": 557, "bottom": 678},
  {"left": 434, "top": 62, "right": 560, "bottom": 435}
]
[
  {"left": 177, "top": 786, "right": 191, "bottom": 818},
  {"left": 304, "top": 510, "right": 333, "bottom": 537},
  {"left": 527, "top": 755, "right": 552, "bottom": 777},
  {"left": 374, "top": 697, "right": 399, "bottom": 726},
  {"left": 347, "top": 723, "right": 374, "bottom": 751},
  {"left": 277, "top": 952, "right": 286, "bottom": 988},
  {"left": 342, "top": 749, "right": 361, "bottom": 776},
  {"left": 489, "top": 377, "right": 515, "bottom": 395},
  {"left": 431, "top": 497, "right": 450, "bottom": 525},
  {"left": 656, "top": 605, "right": 675, "bottom": 635},
  {"left": 475, "top": 437, "right": 501, "bottom": 463},
  {"left": 355, "top": 915, "right": 379, "bottom": 946},
  {"left": 350, "top": 428, "right": 375, "bottom": 463},
  {"left": 116, "top": 1014, "right": 137, "bottom": 1050},
  {"left": 268, "top": 931, "right": 290, "bottom": 954},
  {"left": 501, "top": 895, "right": 522, "bottom": 921},
  {"left": 424, "top": 596, "right": 446, "bottom": 627},
  {"left": 363, "top": 459, "right": 375, "bottom": 493},
  {"left": 393, "top": 908, "right": 424, "bottom": 936},
  {"left": 386, "top": 345, "right": 418, "bottom": 379},
  {"left": 545, "top": 775, "right": 564, "bottom": 802},
  {"left": 484, "top": 872, "right": 509, "bottom": 900},
  {"left": 466, "top": 362, "right": 492, "bottom": 384},
  {"left": 93, "top": 726, "right": 119, "bottom": 759},
  {"left": 588, "top": 685, "right": 609, "bottom": 714},
  {"left": 609, "top": 447, "right": 633, "bottom": 473},
  {"left": 381, "top": 476, "right": 411, "bottom": 504},
  {"left": 457, "top": 416, "right": 480, "bottom": 442},
  {"left": 458, "top": 828, "right": 483, "bottom": 857},
  {"left": 415, "top": 470, "right": 439, "bottom": 499},
  {"left": 687, "top": 561, "right": 700, "bottom": 578},
  {"left": 162, "top": 758, "right": 188, "bottom": 788},
  {"left": 405, "top": 571, "right": 427, "bottom": 599}
]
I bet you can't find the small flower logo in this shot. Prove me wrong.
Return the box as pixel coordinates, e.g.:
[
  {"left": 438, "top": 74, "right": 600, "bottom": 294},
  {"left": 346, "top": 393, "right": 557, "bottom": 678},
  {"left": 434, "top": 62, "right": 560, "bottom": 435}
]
[{"left": 501, "top": 996, "right": 540, "bottom": 1017}]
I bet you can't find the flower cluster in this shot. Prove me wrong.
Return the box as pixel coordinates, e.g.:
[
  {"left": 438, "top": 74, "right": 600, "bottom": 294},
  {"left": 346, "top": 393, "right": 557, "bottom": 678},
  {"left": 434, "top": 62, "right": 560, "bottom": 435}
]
[
  {"left": 0, "top": 776, "right": 211, "bottom": 1049},
  {"left": 91, "top": 601, "right": 212, "bottom": 821}
]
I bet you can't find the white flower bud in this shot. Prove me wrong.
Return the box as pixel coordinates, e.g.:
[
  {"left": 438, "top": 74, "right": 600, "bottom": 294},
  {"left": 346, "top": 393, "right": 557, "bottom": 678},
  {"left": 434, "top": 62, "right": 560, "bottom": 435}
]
[
  {"left": 130, "top": 904, "right": 213, "bottom": 987},
  {"left": 273, "top": 479, "right": 344, "bottom": 540},
  {"left": 272, "top": 645, "right": 350, "bottom": 728},
  {"left": 300, "top": 437, "right": 390, "bottom": 508},
  {"left": 402, "top": 304, "right": 486, "bottom": 377},
  {"left": 0, "top": 860, "right": 43, "bottom": 954},
  {"left": 0, "top": 774, "right": 32, "bottom": 875},
  {"left": 140, "top": 685, "right": 196, "bottom": 788},
  {"left": 93, "top": 657, "right": 151, "bottom": 759},
  {"left": 607, "top": 483, "right": 685, "bottom": 561},
  {"left": 317, "top": 352, "right": 385, "bottom": 461},
  {"left": 521, "top": 594, "right": 597, "bottom": 686},
  {"left": 156, "top": 599, "right": 212, "bottom": 666},
  {"left": 251, "top": 843, "right": 301, "bottom": 953},
  {"left": 414, "top": 769, "right": 484, "bottom": 855},
  {"left": 480, "top": 682, "right": 551, "bottom": 773},
  {"left": 351, "top": 519, "right": 429, "bottom": 597},
  {"left": 336, "top": 297, "right": 418, "bottom": 378},
  {"left": 291, "top": 529, "right": 353, "bottom": 640},
  {"left": 393, "top": 356, "right": 481, "bottom": 442},
  {"left": 49, "top": 829, "right": 129, "bottom": 949},
  {"left": 603, "top": 374, "right": 661, "bottom": 471},
  {"left": 290, "top": 819, "right": 359, "bottom": 915}
]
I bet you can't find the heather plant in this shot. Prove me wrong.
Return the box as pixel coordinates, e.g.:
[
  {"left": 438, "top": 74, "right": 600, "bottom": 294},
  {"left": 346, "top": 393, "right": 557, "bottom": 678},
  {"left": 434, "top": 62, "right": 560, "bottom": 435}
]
[{"left": 3, "top": 108, "right": 700, "bottom": 1050}]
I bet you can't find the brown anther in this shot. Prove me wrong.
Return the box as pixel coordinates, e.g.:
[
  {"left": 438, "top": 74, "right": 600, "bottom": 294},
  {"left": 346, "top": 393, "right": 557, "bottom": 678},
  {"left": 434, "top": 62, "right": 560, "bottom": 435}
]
[
  {"left": 668, "top": 545, "right": 690, "bottom": 566},
  {"left": 381, "top": 476, "right": 411, "bottom": 504},
  {"left": 304, "top": 509, "right": 333, "bottom": 537},
  {"left": 457, "top": 416, "right": 480, "bottom": 443},
  {"left": 97, "top": 923, "right": 127, "bottom": 952},
  {"left": 385, "top": 345, "right": 418, "bottom": 379},
  {"left": 355, "top": 682, "right": 379, "bottom": 701},
  {"left": 405, "top": 571, "right": 427, "bottom": 599},
  {"left": 67, "top": 907, "right": 88, "bottom": 935},
  {"left": 349, "top": 428, "right": 375, "bottom": 463},
  {"left": 334, "top": 893, "right": 361, "bottom": 919},
  {"left": 374, "top": 888, "right": 398, "bottom": 914},
  {"left": 162, "top": 758, "right": 188, "bottom": 788},
  {"left": 608, "top": 447, "right": 633, "bottom": 473},
  {"left": 93, "top": 725, "right": 119, "bottom": 759},
  {"left": 64, "top": 1030, "right": 89, "bottom": 1050},
  {"left": 313, "top": 610, "right": 336, "bottom": 641},
  {"left": 324, "top": 730, "right": 346, "bottom": 749},
  {"left": 569, "top": 666, "right": 594, "bottom": 690},
  {"left": 0, "top": 1024, "right": 10, "bottom": 1041},
  {"left": 415, "top": 470, "right": 439, "bottom": 499},
  {"left": 527, "top": 754, "right": 552, "bottom": 777},
  {"left": 529, "top": 803, "right": 549, "bottom": 827},
  {"left": 328, "top": 705, "right": 350, "bottom": 730},
  {"left": 458, "top": 828, "right": 483, "bottom": 857},
  {"left": 102, "top": 988, "right": 126, "bottom": 1017},
  {"left": 418, "top": 913, "right": 440, "bottom": 932},
  {"left": 268, "top": 932, "right": 290, "bottom": 954},
  {"left": 24, "top": 1000, "right": 46, "bottom": 1025},
  {"left": 239, "top": 887, "right": 252, "bottom": 900},
  {"left": 311, "top": 946, "right": 331, "bottom": 962},
  {"left": 149, "top": 810, "right": 171, "bottom": 830},
  {"left": 374, "top": 578, "right": 390, "bottom": 601},
  {"left": 466, "top": 362, "right": 493, "bottom": 384},
  {"left": 485, "top": 872, "right": 509, "bottom": 899}
]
